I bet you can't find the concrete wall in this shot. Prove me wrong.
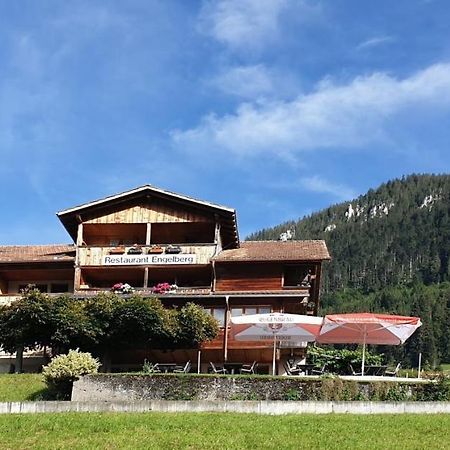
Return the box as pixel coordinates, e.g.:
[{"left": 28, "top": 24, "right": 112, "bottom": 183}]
[
  {"left": 1, "top": 400, "right": 450, "bottom": 415},
  {"left": 72, "top": 374, "right": 431, "bottom": 402},
  {"left": 0, "top": 354, "right": 46, "bottom": 374}
]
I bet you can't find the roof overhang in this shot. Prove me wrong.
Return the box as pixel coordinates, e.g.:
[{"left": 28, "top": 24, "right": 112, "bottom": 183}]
[{"left": 57, "top": 184, "right": 239, "bottom": 248}]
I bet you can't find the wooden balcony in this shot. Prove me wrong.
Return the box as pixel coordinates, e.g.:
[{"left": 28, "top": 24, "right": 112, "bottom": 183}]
[
  {"left": 78, "top": 244, "right": 217, "bottom": 267},
  {"left": 0, "top": 292, "right": 75, "bottom": 305},
  {"left": 0, "top": 295, "right": 21, "bottom": 305}
]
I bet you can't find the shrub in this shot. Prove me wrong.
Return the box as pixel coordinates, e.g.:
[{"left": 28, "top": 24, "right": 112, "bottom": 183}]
[
  {"left": 42, "top": 349, "right": 100, "bottom": 399},
  {"left": 415, "top": 374, "right": 450, "bottom": 401}
]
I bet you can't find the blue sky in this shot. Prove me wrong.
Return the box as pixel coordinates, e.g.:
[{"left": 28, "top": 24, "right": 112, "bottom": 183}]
[{"left": 1, "top": 0, "right": 450, "bottom": 244}]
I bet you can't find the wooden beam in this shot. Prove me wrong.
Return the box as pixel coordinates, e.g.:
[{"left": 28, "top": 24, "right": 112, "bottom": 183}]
[
  {"left": 74, "top": 267, "right": 82, "bottom": 291},
  {"left": 211, "top": 261, "right": 217, "bottom": 293},
  {"left": 146, "top": 223, "right": 152, "bottom": 245},
  {"left": 223, "top": 296, "right": 230, "bottom": 362},
  {"left": 76, "top": 223, "right": 84, "bottom": 246},
  {"left": 313, "top": 262, "right": 322, "bottom": 316}
]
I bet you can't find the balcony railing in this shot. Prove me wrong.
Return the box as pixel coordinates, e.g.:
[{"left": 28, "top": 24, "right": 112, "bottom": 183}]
[
  {"left": 0, "top": 295, "right": 21, "bottom": 305},
  {"left": 0, "top": 292, "right": 73, "bottom": 305},
  {"left": 78, "top": 244, "right": 217, "bottom": 266},
  {"left": 74, "top": 287, "right": 212, "bottom": 296}
]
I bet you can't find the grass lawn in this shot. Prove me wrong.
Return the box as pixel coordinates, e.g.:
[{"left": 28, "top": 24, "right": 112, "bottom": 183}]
[
  {"left": 0, "top": 412, "right": 449, "bottom": 449},
  {"left": 0, "top": 374, "right": 48, "bottom": 401}
]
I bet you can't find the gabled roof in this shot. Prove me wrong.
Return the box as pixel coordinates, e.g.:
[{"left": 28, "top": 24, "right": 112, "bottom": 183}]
[
  {"left": 57, "top": 185, "right": 239, "bottom": 247},
  {"left": 0, "top": 244, "right": 75, "bottom": 264},
  {"left": 57, "top": 185, "right": 235, "bottom": 216},
  {"left": 213, "top": 240, "right": 331, "bottom": 263}
]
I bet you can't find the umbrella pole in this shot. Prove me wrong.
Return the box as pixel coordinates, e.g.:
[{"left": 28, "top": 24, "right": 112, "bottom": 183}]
[
  {"left": 361, "top": 331, "right": 366, "bottom": 376},
  {"left": 272, "top": 336, "right": 277, "bottom": 376}
]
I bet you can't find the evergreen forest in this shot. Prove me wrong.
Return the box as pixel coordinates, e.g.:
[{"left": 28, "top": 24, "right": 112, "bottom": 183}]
[{"left": 248, "top": 174, "right": 450, "bottom": 367}]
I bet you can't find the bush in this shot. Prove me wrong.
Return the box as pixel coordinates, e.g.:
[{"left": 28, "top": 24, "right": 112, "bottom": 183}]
[
  {"left": 415, "top": 374, "right": 450, "bottom": 401},
  {"left": 42, "top": 349, "right": 100, "bottom": 399},
  {"left": 307, "top": 346, "right": 383, "bottom": 375}
]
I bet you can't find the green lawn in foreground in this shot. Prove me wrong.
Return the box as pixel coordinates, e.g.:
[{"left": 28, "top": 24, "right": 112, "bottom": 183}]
[
  {"left": 0, "top": 412, "right": 449, "bottom": 450},
  {"left": 0, "top": 374, "right": 47, "bottom": 401}
]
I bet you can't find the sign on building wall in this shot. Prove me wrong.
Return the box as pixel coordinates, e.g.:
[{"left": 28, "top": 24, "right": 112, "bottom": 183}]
[{"left": 102, "top": 254, "right": 197, "bottom": 266}]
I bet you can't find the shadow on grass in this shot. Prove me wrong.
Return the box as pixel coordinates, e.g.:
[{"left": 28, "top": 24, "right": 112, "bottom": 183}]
[{"left": 25, "top": 388, "right": 61, "bottom": 401}]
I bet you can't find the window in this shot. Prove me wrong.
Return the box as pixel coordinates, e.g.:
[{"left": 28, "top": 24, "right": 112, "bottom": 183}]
[
  {"left": 19, "top": 283, "right": 48, "bottom": 293},
  {"left": 205, "top": 306, "right": 272, "bottom": 327},
  {"left": 283, "top": 266, "right": 314, "bottom": 288},
  {"left": 213, "top": 308, "right": 226, "bottom": 327},
  {"left": 50, "top": 283, "right": 69, "bottom": 293},
  {"left": 231, "top": 306, "right": 271, "bottom": 316},
  {"left": 204, "top": 307, "right": 226, "bottom": 327}
]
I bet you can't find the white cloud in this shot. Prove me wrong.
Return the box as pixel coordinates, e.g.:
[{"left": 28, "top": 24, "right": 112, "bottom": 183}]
[
  {"left": 198, "top": 0, "right": 289, "bottom": 50},
  {"left": 300, "top": 176, "right": 356, "bottom": 201},
  {"left": 172, "top": 63, "right": 450, "bottom": 158},
  {"left": 265, "top": 176, "right": 356, "bottom": 201},
  {"left": 211, "top": 64, "right": 274, "bottom": 98},
  {"left": 356, "top": 35, "right": 394, "bottom": 51},
  {"left": 210, "top": 64, "right": 302, "bottom": 99}
]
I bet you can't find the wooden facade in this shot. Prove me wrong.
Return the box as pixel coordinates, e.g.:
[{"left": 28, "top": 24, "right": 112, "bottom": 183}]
[{"left": 0, "top": 185, "right": 330, "bottom": 374}]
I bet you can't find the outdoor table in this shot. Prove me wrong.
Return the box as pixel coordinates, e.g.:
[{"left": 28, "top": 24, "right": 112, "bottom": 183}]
[
  {"left": 296, "top": 363, "right": 317, "bottom": 375},
  {"left": 223, "top": 362, "right": 244, "bottom": 375},
  {"left": 155, "top": 363, "right": 178, "bottom": 373},
  {"left": 364, "top": 365, "right": 387, "bottom": 376}
]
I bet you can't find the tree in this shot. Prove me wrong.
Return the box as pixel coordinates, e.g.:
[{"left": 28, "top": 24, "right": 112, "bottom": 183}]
[
  {"left": 176, "top": 302, "right": 219, "bottom": 348},
  {"left": 0, "top": 291, "right": 220, "bottom": 372}
]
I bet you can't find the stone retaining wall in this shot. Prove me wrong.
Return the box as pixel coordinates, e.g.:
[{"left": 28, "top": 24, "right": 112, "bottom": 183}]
[{"left": 72, "top": 374, "right": 439, "bottom": 402}]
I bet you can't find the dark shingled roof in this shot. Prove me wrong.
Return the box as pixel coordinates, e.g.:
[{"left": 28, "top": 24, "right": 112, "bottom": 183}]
[
  {"left": 0, "top": 245, "right": 75, "bottom": 263},
  {"left": 213, "top": 240, "right": 331, "bottom": 263}
]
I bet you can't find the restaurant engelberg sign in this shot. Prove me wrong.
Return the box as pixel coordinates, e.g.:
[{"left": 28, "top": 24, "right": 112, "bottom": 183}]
[{"left": 102, "top": 254, "right": 196, "bottom": 265}]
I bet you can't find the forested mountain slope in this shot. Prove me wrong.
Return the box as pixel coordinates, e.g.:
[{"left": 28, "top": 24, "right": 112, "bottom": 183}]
[
  {"left": 248, "top": 174, "right": 450, "bottom": 366},
  {"left": 249, "top": 174, "right": 450, "bottom": 293}
]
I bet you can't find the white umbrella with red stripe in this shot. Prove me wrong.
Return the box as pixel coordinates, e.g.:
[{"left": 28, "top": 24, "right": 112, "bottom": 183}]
[{"left": 231, "top": 313, "right": 323, "bottom": 375}]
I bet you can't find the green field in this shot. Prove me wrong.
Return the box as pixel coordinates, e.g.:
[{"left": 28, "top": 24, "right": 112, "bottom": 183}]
[
  {"left": 0, "top": 374, "right": 47, "bottom": 401},
  {"left": 0, "top": 412, "right": 449, "bottom": 449}
]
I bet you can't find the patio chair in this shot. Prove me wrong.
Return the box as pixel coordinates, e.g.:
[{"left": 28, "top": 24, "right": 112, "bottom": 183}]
[
  {"left": 209, "top": 362, "right": 227, "bottom": 374},
  {"left": 143, "top": 361, "right": 161, "bottom": 373},
  {"left": 283, "top": 361, "right": 301, "bottom": 376},
  {"left": 311, "top": 363, "right": 327, "bottom": 376},
  {"left": 240, "top": 361, "right": 257, "bottom": 375},
  {"left": 174, "top": 361, "right": 191, "bottom": 374},
  {"left": 385, "top": 362, "right": 401, "bottom": 377},
  {"left": 349, "top": 364, "right": 363, "bottom": 376}
]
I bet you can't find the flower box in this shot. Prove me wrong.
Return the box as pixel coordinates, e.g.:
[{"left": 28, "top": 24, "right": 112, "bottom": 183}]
[
  {"left": 151, "top": 282, "right": 177, "bottom": 294},
  {"left": 165, "top": 245, "right": 182, "bottom": 254},
  {"left": 148, "top": 245, "right": 164, "bottom": 254},
  {"left": 110, "top": 246, "right": 125, "bottom": 255},
  {"left": 112, "top": 283, "right": 134, "bottom": 294},
  {"left": 127, "top": 245, "right": 143, "bottom": 255}
]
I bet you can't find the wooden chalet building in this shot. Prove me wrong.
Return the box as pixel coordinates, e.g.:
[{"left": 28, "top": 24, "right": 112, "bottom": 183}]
[{"left": 0, "top": 185, "right": 330, "bottom": 373}]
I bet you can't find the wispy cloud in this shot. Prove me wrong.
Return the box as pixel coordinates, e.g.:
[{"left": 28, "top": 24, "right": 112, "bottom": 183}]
[
  {"left": 266, "top": 176, "right": 356, "bottom": 202},
  {"left": 357, "top": 35, "right": 394, "bottom": 51},
  {"left": 211, "top": 64, "right": 274, "bottom": 98},
  {"left": 300, "top": 176, "right": 356, "bottom": 201},
  {"left": 198, "top": 0, "right": 289, "bottom": 50},
  {"left": 172, "top": 63, "right": 450, "bottom": 158},
  {"left": 209, "top": 64, "right": 301, "bottom": 100}
]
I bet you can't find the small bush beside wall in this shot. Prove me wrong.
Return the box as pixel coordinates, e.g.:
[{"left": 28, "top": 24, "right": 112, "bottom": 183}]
[{"left": 43, "top": 349, "right": 100, "bottom": 400}]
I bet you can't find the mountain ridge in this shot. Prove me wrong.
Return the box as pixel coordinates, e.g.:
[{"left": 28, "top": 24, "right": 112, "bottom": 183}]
[{"left": 248, "top": 173, "right": 450, "bottom": 293}]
